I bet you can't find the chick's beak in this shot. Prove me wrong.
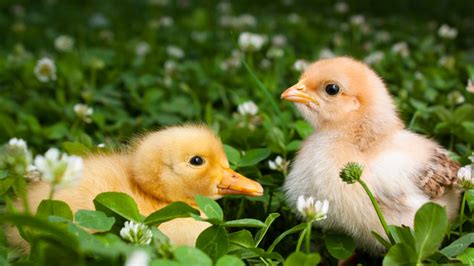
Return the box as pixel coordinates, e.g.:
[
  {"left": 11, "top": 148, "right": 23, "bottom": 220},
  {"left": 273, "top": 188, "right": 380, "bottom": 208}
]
[
  {"left": 218, "top": 168, "right": 264, "bottom": 196},
  {"left": 281, "top": 82, "right": 319, "bottom": 105}
]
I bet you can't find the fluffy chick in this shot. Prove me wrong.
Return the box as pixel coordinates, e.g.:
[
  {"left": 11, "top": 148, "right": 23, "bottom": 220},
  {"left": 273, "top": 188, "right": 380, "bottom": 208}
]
[
  {"left": 10, "top": 125, "right": 263, "bottom": 249},
  {"left": 281, "top": 57, "right": 460, "bottom": 254}
]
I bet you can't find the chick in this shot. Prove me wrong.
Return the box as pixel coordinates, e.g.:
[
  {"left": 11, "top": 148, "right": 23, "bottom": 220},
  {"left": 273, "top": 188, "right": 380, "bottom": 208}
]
[
  {"left": 11, "top": 125, "right": 263, "bottom": 248},
  {"left": 281, "top": 57, "right": 460, "bottom": 254}
]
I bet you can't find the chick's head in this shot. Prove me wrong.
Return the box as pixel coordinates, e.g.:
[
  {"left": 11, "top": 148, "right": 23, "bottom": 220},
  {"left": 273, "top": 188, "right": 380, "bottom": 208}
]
[
  {"left": 131, "top": 125, "right": 263, "bottom": 204},
  {"left": 282, "top": 57, "right": 400, "bottom": 132}
]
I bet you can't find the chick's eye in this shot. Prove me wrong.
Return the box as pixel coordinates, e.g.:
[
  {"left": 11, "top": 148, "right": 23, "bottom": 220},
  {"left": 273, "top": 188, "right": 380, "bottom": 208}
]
[
  {"left": 325, "top": 84, "right": 340, "bottom": 95},
  {"left": 189, "top": 156, "right": 204, "bottom": 166}
]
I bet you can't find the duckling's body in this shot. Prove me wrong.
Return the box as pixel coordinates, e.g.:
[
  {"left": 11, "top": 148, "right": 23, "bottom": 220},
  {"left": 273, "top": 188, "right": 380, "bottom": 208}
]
[
  {"left": 24, "top": 154, "right": 209, "bottom": 246},
  {"left": 9, "top": 125, "right": 263, "bottom": 250}
]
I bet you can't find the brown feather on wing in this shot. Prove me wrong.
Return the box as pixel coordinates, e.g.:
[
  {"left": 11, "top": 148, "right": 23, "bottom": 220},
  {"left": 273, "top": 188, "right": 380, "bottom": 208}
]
[{"left": 416, "top": 148, "right": 460, "bottom": 198}]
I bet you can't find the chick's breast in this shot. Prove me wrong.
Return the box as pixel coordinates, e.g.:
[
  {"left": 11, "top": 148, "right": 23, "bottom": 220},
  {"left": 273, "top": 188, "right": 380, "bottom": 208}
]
[{"left": 283, "top": 132, "right": 387, "bottom": 253}]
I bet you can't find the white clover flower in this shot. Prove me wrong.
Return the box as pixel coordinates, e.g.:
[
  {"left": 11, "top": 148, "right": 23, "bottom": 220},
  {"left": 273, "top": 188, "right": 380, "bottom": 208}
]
[
  {"left": 34, "top": 57, "right": 57, "bottom": 82},
  {"left": 297, "top": 196, "right": 329, "bottom": 221},
  {"left": 219, "top": 15, "right": 234, "bottom": 27},
  {"left": 458, "top": 166, "right": 473, "bottom": 190},
  {"left": 160, "top": 16, "right": 174, "bottom": 27},
  {"left": 391, "top": 42, "right": 409, "bottom": 57},
  {"left": 54, "top": 35, "right": 74, "bottom": 52},
  {"left": 350, "top": 15, "right": 365, "bottom": 26},
  {"left": 335, "top": 2, "right": 349, "bottom": 14},
  {"left": 191, "top": 31, "right": 208, "bottom": 43},
  {"left": 166, "top": 45, "right": 184, "bottom": 59},
  {"left": 292, "top": 59, "right": 310, "bottom": 72},
  {"left": 221, "top": 14, "right": 257, "bottom": 29},
  {"left": 164, "top": 60, "right": 177, "bottom": 74},
  {"left": 467, "top": 79, "right": 474, "bottom": 94},
  {"left": 125, "top": 250, "right": 150, "bottom": 266},
  {"left": 25, "top": 169, "right": 41, "bottom": 183},
  {"left": 220, "top": 50, "right": 242, "bottom": 71},
  {"left": 375, "top": 31, "right": 391, "bottom": 43},
  {"left": 97, "top": 143, "right": 106, "bottom": 148},
  {"left": 438, "top": 24, "right": 458, "bottom": 39},
  {"left": 90, "top": 57, "right": 105, "bottom": 70},
  {"left": 266, "top": 47, "right": 284, "bottom": 59},
  {"left": 268, "top": 156, "right": 289, "bottom": 172},
  {"left": 217, "top": 1, "right": 232, "bottom": 13},
  {"left": 319, "top": 48, "right": 335, "bottom": 59},
  {"left": 438, "top": 56, "right": 455, "bottom": 68},
  {"left": 238, "top": 101, "right": 258, "bottom": 116},
  {"left": 33, "top": 148, "right": 83, "bottom": 188},
  {"left": 73, "top": 104, "right": 93, "bottom": 123},
  {"left": 2, "top": 138, "right": 33, "bottom": 177},
  {"left": 135, "top": 41, "right": 151, "bottom": 57},
  {"left": 120, "top": 221, "right": 153, "bottom": 245},
  {"left": 236, "top": 14, "right": 257, "bottom": 28},
  {"left": 415, "top": 71, "right": 424, "bottom": 81},
  {"left": 448, "top": 91, "right": 465, "bottom": 105},
  {"left": 260, "top": 59, "right": 271, "bottom": 70},
  {"left": 89, "top": 13, "right": 109, "bottom": 28},
  {"left": 8, "top": 138, "right": 27, "bottom": 153},
  {"left": 287, "top": 13, "right": 300, "bottom": 24},
  {"left": 364, "top": 51, "right": 384, "bottom": 65},
  {"left": 238, "top": 32, "right": 267, "bottom": 52},
  {"left": 271, "top": 34, "right": 287, "bottom": 47},
  {"left": 162, "top": 76, "right": 173, "bottom": 87}
]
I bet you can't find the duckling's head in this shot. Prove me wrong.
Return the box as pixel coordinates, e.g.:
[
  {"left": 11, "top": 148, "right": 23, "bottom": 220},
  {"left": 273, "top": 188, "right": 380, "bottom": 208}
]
[{"left": 131, "top": 125, "right": 263, "bottom": 204}]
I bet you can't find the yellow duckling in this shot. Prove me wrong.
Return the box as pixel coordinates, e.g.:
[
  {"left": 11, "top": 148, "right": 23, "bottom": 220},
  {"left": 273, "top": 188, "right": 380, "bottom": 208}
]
[{"left": 10, "top": 125, "right": 263, "bottom": 248}]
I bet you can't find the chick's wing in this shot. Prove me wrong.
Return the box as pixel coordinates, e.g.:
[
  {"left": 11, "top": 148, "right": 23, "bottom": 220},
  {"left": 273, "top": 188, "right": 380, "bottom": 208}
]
[{"left": 415, "top": 148, "right": 460, "bottom": 198}]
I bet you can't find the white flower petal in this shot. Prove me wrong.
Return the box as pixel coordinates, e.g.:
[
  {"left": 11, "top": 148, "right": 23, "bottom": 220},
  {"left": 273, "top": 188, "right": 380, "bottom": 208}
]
[
  {"left": 275, "top": 156, "right": 283, "bottom": 165},
  {"left": 296, "top": 195, "right": 305, "bottom": 214},
  {"left": 322, "top": 200, "right": 330, "bottom": 215},
  {"left": 268, "top": 161, "right": 277, "bottom": 170},
  {"left": 314, "top": 199, "right": 322, "bottom": 212},
  {"left": 125, "top": 250, "right": 149, "bottom": 266},
  {"left": 44, "top": 148, "right": 60, "bottom": 162}
]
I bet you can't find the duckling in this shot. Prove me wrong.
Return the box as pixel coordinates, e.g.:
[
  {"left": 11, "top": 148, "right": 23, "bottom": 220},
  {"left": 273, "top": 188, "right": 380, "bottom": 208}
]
[{"left": 10, "top": 125, "right": 263, "bottom": 249}]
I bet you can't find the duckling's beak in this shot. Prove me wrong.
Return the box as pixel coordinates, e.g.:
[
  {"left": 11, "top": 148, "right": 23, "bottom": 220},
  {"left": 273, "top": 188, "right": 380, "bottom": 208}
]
[
  {"left": 218, "top": 168, "right": 264, "bottom": 196},
  {"left": 281, "top": 81, "right": 319, "bottom": 105}
]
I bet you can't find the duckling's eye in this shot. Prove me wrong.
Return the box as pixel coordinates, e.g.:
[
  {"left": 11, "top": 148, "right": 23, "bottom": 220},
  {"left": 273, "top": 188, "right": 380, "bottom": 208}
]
[
  {"left": 189, "top": 156, "right": 204, "bottom": 166},
  {"left": 325, "top": 84, "right": 340, "bottom": 96}
]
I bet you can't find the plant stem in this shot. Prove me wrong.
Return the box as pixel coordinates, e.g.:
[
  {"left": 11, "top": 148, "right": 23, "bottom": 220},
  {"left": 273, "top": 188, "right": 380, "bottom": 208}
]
[
  {"left": 48, "top": 184, "right": 55, "bottom": 200},
  {"left": 15, "top": 176, "right": 30, "bottom": 215},
  {"left": 266, "top": 189, "right": 273, "bottom": 216},
  {"left": 242, "top": 59, "right": 282, "bottom": 117},
  {"left": 305, "top": 221, "right": 312, "bottom": 253},
  {"left": 296, "top": 227, "right": 307, "bottom": 252},
  {"left": 267, "top": 223, "right": 306, "bottom": 252},
  {"left": 235, "top": 198, "right": 246, "bottom": 219},
  {"left": 358, "top": 179, "right": 395, "bottom": 245},
  {"left": 408, "top": 111, "right": 419, "bottom": 130},
  {"left": 459, "top": 191, "right": 467, "bottom": 235}
]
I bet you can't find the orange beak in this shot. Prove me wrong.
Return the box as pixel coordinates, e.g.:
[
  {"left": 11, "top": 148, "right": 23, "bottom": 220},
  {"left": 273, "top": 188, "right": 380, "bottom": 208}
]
[
  {"left": 218, "top": 168, "right": 264, "bottom": 196},
  {"left": 281, "top": 82, "right": 319, "bottom": 105}
]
